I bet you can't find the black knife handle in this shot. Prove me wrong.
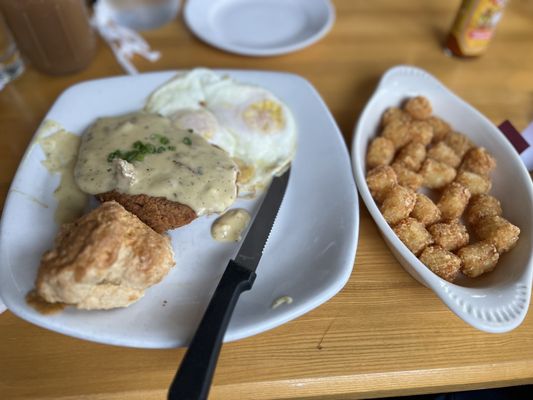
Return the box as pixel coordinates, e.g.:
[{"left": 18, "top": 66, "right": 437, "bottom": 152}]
[{"left": 168, "top": 260, "right": 256, "bottom": 400}]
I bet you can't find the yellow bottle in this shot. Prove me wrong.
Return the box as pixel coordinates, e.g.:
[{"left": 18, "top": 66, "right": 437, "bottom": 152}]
[{"left": 445, "top": 0, "right": 508, "bottom": 57}]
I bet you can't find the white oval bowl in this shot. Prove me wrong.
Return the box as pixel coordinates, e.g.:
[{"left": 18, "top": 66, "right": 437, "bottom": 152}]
[{"left": 352, "top": 65, "right": 533, "bottom": 333}]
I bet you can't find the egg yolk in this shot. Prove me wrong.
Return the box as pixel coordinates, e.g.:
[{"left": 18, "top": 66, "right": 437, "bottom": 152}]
[
  {"left": 242, "top": 100, "right": 285, "bottom": 134},
  {"left": 233, "top": 158, "right": 255, "bottom": 184}
]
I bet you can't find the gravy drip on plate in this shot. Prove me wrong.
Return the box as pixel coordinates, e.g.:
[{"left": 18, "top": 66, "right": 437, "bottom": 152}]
[
  {"left": 75, "top": 112, "right": 238, "bottom": 216},
  {"left": 26, "top": 290, "right": 65, "bottom": 315},
  {"left": 211, "top": 208, "right": 251, "bottom": 242},
  {"left": 38, "top": 120, "right": 89, "bottom": 224}
]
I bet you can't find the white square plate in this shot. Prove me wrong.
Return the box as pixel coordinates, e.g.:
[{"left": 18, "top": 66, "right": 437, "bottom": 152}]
[
  {"left": 0, "top": 70, "right": 358, "bottom": 348},
  {"left": 352, "top": 65, "right": 533, "bottom": 333}
]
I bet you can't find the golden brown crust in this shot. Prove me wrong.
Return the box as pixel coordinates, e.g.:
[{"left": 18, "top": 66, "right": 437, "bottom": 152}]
[
  {"left": 366, "top": 97, "right": 520, "bottom": 281},
  {"left": 419, "top": 159, "right": 457, "bottom": 189},
  {"left": 443, "top": 131, "right": 474, "bottom": 159},
  {"left": 36, "top": 201, "right": 175, "bottom": 310},
  {"left": 404, "top": 96, "right": 432, "bottom": 120},
  {"left": 460, "top": 147, "right": 497, "bottom": 177},
  {"left": 437, "top": 182, "right": 471, "bottom": 221},
  {"left": 465, "top": 194, "right": 502, "bottom": 226},
  {"left": 366, "top": 165, "right": 398, "bottom": 204},
  {"left": 97, "top": 191, "right": 197, "bottom": 233},
  {"left": 428, "top": 220, "right": 469, "bottom": 252},
  {"left": 381, "top": 107, "right": 411, "bottom": 127},
  {"left": 391, "top": 162, "right": 423, "bottom": 191},
  {"left": 426, "top": 116, "right": 451, "bottom": 142},
  {"left": 419, "top": 245, "right": 461, "bottom": 282},
  {"left": 394, "top": 142, "right": 426, "bottom": 171},
  {"left": 454, "top": 170, "right": 491, "bottom": 196},
  {"left": 380, "top": 185, "right": 417, "bottom": 225},
  {"left": 393, "top": 217, "right": 433, "bottom": 255},
  {"left": 366, "top": 137, "right": 395, "bottom": 169},
  {"left": 427, "top": 142, "right": 461, "bottom": 168},
  {"left": 381, "top": 118, "right": 412, "bottom": 149},
  {"left": 473, "top": 215, "right": 520, "bottom": 253},
  {"left": 409, "top": 120, "right": 433, "bottom": 145},
  {"left": 458, "top": 242, "right": 499, "bottom": 278},
  {"left": 410, "top": 193, "right": 441, "bottom": 226}
]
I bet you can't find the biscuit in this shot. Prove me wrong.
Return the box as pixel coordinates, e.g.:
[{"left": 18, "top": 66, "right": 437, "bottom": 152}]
[{"left": 36, "top": 201, "right": 175, "bottom": 310}]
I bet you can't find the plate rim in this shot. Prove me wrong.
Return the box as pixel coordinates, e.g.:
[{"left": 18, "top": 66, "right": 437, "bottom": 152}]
[
  {"left": 0, "top": 69, "right": 359, "bottom": 348},
  {"left": 183, "top": 0, "right": 336, "bottom": 57}
]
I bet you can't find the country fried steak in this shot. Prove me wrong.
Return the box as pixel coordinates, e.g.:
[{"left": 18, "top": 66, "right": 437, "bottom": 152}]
[{"left": 97, "top": 191, "right": 197, "bottom": 234}]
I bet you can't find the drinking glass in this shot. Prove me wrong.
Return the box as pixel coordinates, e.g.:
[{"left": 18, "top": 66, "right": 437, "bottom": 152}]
[
  {"left": 103, "top": 0, "right": 181, "bottom": 31},
  {"left": 0, "top": 0, "right": 96, "bottom": 75},
  {"left": 0, "top": 15, "right": 24, "bottom": 89}
]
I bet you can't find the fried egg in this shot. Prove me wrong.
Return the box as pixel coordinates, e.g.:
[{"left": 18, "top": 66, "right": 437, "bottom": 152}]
[{"left": 145, "top": 68, "right": 297, "bottom": 197}]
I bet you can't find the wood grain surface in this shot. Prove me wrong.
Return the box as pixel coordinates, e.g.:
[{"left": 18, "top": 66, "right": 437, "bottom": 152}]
[{"left": 2, "top": 1, "right": 533, "bottom": 399}]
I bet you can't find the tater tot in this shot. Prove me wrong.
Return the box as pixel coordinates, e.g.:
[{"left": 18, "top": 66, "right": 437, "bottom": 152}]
[
  {"left": 404, "top": 96, "right": 432, "bottom": 120},
  {"left": 427, "top": 116, "right": 451, "bottom": 142},
  {"left": 458, "top": 242, "right": 499, "bottom": 278},
  {"left": 427, "top": 142, "right": 461, "bottom": 168},
  {"left": 394, "top": 142, "right": 426, "bottom": 171},
  {"left": 367, "top": 137, "right": 395, "bottom": 169},
  {"left": 382, "top": 107, "right": 411, "bottom": 127},
  {"left": 460, "top": 147, "right": 497, "bottom": 177},
  {"left": 473, "top": 215, "right": 520, "bottom": 253},
  {"left": 443, "top": 131, "right": 474, "bottom": 159},
  {"left": 382, "top": 119, "right": 412, "bottom": 149},
  {"left": 393, "top": 217, "right": 434, "bottom": 255},
  {"left": 419, "top": 245, "right": 462, "bottom": 282},
  {"left": 410, "top": 193, "right": 441, "bottom": 226},
  {"left": 409, "top": 120, "right": 433, "bottom": 145},
  {"left": 366, "top": 165, "right": 397, "bottom": 204},
  {"left": 454, "top": 170, "right": 491, "bottom": 196},
  {"left": 419, "top": 159, "right": 457, "bottom": 189},
  {"left": 428, "top": 220, "right": 469, "bottom": 251},
  {"left": 465, "top": 194, "right": 502, "bottom": 226},
  {"left": 437, "top": 182, "right": 471, "bottom": 220},
  {"left": 391, "top": 162, "right": 423, "bottom": 191},
  {"left": 380, "top": 185, "right": 417, "bottom": 225}
]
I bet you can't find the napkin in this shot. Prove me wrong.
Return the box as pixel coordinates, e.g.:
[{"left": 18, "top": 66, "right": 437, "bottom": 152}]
[
  {"left": 499, "top": 120, "right": 533, "bottom": 171},
  {"left": 92, "top": 1, "right": 161, "bottom": 75},
  {"left": 0, "top": 298, "right": 6, "bottom": 314},
  {"left": 519, "top": 121, "right": 533, "bottom": 171}
]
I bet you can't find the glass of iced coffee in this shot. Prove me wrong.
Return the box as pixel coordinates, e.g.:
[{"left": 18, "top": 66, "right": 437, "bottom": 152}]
[{"left": 0, "top": 0, "right": 97, "bottom": 75}]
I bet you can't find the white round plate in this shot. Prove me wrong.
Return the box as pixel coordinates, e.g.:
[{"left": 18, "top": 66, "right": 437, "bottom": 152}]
[
  {"left": 0, "top": 70, "right": 358, "bottom": 348},
  {"left": 352, "top": 65, "right": 533, "bottom": 333},
  {"left": 184, "top": 0, "right": 335, "bottom": 56}
]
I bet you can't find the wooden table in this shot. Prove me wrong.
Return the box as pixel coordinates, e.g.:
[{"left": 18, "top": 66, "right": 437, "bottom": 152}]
[{"left": 2, "top": 1, "right": 533, "bottom": 399}]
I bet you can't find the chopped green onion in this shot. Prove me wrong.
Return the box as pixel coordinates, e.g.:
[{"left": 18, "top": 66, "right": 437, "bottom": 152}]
[
  {"left": 182, "top": 137, "right": 192, "bottom": 146},
  {"left": 132, "top": 141, "right": 144, "bottom": 150},
  {"left": 108, "top": 136, "right": 175, "bottom": 163},
  {"left": 107, "top": 150, "right": 122, "bottom": 162},
  {"left": 124, "top": 150, "right": 139, "bottom": 162}
]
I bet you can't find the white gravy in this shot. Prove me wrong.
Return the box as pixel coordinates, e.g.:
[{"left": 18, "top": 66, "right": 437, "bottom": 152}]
[
  {"left": 211, "top": 208, "right": 251, "bottom": 242},
  {"left": 74, "top": 112, "right": 238, "bottom": 216},
  {"left": 38, "top": 120, "right": 88, "bottom": 224}
]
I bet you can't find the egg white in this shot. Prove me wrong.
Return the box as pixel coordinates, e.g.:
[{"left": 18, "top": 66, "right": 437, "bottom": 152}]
[{"left": 145, "top": 68, "right": 297, "bottom": 197}]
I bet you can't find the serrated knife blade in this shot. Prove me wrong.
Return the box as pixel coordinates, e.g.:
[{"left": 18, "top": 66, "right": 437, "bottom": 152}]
[
  {"left": 234, "top": 167, "right": 291, "bottom": 272},
  {"left": 168, "top": 167, "right": 291, "bottom": 400}
]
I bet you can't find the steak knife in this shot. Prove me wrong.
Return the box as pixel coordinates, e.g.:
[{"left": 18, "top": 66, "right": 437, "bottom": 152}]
[{"left": 168, "top": 168, "right": 291, "bottom": 400}]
